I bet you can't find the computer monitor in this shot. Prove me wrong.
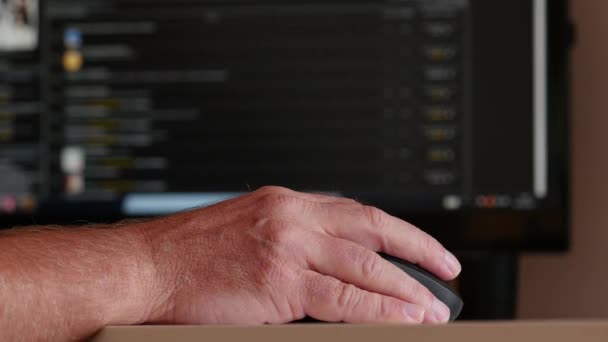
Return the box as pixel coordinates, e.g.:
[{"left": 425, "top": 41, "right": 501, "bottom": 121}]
[{"left": 0, "top": 0, "right": 570, "bottom": 251}]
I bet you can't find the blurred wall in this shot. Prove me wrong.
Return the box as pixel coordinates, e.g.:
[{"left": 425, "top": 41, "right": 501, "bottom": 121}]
[{"left": 518, "top": 0, "right": 608, "bottom": 318}]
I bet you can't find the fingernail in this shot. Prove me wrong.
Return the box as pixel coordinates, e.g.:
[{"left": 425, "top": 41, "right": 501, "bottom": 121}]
[
  {"left": 444, "top": 250, "right": 462, "bottom": 276},
  {"left": 403, "top": 303, "right": 425, "bottom": 322},
  {"left": 432, "top": 299, "right": 451, "bottom": 323}
]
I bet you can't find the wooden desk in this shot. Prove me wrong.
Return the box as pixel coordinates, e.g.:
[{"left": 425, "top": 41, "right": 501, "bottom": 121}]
[{"left": 92, "top": 321, "right": 608, "bottom": 342}]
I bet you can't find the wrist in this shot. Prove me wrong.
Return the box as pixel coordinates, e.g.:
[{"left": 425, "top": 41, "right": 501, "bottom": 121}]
[
  {"left": 119, "top": 219, "right": 178, "bottom": 324},
  {"left": 100, "top": 222, "right": 168, "bottom": 325}
]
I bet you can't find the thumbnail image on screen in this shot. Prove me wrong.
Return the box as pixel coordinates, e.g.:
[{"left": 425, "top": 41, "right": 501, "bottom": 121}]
[{"left": 0, "top": 0, "right": 38, "bottom": 51}]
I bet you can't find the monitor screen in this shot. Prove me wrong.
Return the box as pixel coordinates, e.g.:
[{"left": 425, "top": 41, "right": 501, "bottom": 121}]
[{"left": 0, "top": 0, "right": 570, "bottom": 250}]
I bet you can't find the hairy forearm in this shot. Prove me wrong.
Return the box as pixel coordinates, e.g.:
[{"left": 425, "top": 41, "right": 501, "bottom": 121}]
[
  {"left": 0, "top": 187, "right": 462, "bottom": 338},
  {"left": 0, "top": 223, "right": 157, "bottom": 341}
]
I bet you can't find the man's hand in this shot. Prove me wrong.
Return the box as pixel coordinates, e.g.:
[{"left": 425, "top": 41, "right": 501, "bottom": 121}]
[
  {"left": 0, "top": 186, "right": 461, "bottom": 341},
  {"left": 136, "top": 186, "right": 461, "bottom": 325}
]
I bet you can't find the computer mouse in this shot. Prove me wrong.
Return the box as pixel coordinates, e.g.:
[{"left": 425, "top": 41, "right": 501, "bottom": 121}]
[{"left": 379, "top": 253, "right": 463, "bottom": 322}]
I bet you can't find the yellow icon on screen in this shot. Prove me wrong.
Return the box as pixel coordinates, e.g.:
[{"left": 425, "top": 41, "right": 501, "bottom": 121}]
[{"left": 62, "top": 50, "right": 83, "bottom": 72}]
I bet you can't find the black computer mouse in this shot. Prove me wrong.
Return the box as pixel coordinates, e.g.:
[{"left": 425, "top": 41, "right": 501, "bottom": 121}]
[{"left": 379, "top": 253, "right": 463, "bottom": 322}]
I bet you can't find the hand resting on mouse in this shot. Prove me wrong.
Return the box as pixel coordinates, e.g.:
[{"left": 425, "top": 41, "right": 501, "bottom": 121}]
[{"left": 0, "top": 186, "right": 462, "bottom": 341}]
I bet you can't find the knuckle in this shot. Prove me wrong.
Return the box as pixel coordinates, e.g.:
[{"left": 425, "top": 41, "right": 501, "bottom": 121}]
[
  {"left": 303, "top": 275, "right": 337, "bottom": 306},
  {"left": 359, "top": 251, "right": 383, "bottom": 281},
  {"left": 305, "top": 275, "right": 330, "bottom": 300},
  {"left": 249, "top": 240, "right": 301, "bottom": 290},
  {"left": 378, "top": 298, "right": 397, "bottom": 319},
  {"left": 263, "top": 219, "right": 298, "bottom": 246},
  {"left": 336, "top": 284, "right": 359, "bottom": 310},
  {"left": 363, "top": 205, "right": 388, "bottom": 228},
  {"left": 257, "top": 186, "right": 291, "bottom": 197},
  {"left": 257, "top": 192, "right": 298, "bottom": 218}
]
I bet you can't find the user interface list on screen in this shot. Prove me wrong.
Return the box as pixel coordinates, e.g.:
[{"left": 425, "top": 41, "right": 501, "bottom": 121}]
[{"left": 0, "top": 0, "right": 559, "bottom": 218}]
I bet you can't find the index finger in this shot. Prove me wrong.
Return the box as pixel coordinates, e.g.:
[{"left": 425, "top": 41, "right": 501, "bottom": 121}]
[{"left": 313, "top": 201, "right": 461, "bottom": 281}]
